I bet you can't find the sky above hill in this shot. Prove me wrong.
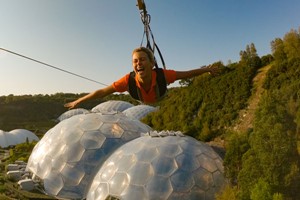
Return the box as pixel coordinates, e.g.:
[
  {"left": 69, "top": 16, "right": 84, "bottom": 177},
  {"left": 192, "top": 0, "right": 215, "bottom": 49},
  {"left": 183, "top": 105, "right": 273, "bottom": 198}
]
[{"left": 0, "top": 0, "right": 299, "bottom": 96}]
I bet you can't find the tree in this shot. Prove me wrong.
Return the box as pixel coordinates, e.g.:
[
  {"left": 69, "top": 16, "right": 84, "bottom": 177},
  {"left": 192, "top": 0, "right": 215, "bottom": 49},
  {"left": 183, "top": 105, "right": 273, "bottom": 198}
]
[
  {"left": 250, "top": 179, "right": 272, "bottom": 200},
  {"left": 261, "top": 54, "right": 274, "bottom": 66},
  {"left": 271, "top": 38, "right": 287, "bottom": 63},
  {"left": 215, "top": 185, "right": 238, "bottom": 200},
  {"left": 283, "top": 28, "right": 300, "bottom": 62},
  {"left": 223, "top": 131, "right": 250, "bottom": 184},
  {"left": 240, "top": 43, "right": 261, "bottom": 68},
  {"left": 272, "top": 193, "right": 284, "bottom": 200}
]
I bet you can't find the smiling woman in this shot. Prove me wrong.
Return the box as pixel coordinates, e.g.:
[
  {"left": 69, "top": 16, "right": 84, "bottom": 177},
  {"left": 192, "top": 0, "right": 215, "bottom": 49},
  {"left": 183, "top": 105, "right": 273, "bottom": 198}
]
[{"left": 64, "top": 46, "right": 219, "bottom": 107}]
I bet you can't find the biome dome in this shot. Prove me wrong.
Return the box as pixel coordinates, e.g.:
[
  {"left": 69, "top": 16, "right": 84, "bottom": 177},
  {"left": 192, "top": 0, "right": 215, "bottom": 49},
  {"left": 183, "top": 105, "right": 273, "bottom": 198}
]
[
  {"left": 26, "top": 112, "right": 152, "bottom": 199},
  {"left": 123, "top": 104, "right": 158, "bottom": 120},
  {"left": 57, "top": 108, "right": 90, "bottom": 122},
  {"left": 0, "top": 129, "right": 39, "bottom": 148},
  {"left": 87, "top": 131, "right": 227, "bottom": 200},
  {"left": 92, "top": 100, "right": 134, "bottom": 113}
]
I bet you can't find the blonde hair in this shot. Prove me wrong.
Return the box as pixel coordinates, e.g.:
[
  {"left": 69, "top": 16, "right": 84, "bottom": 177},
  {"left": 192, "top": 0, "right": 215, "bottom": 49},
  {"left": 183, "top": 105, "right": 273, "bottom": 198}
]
[{"left": 132, "top": 47, "right": 155, "bottom": 64}]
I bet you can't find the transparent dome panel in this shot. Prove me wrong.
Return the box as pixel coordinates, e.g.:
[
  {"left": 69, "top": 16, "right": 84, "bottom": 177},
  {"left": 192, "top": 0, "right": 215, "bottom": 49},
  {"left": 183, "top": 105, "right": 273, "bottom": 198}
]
[
  {"left": 80, "top": 130, "right": 106, "bottom": 149},
  {"left": 171, "top": 170, "right": 195, "bottom": 192},
  {"left": 152, "top": 156, "right": 178, "bottom": 177},
  {"left": 108, "top": 172, "right": 129, "bottom": 196},
  {"left": 128, "top": 162, "right": 153, "bottom": 185},
  {"left": 44, "top": 171, "right": 64, "bottom": 196},
  {"left": 146, "top": 175, "right": 173, "bottom": 200}
]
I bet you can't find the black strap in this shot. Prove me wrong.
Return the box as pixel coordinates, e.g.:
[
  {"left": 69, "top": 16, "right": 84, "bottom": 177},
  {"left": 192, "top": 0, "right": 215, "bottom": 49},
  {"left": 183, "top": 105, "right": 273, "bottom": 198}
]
[
  {"left": 128, "top": 71, "right": 141, "bottom": 101},
  {"left": 155, "top": 68, "right": 167, "bottom": 98},
  {"left": 128, "top": 68, "right": 167, "bottom": 101},
  {"left": 138, "top": 0, "right": 166, "bottom": 69}
]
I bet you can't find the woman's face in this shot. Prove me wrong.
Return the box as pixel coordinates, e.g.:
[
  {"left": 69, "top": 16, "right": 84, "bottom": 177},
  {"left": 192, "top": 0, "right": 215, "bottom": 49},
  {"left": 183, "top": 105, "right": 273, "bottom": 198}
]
[{"left": 132, "top": 51, "right": 154, "bottom": 80}]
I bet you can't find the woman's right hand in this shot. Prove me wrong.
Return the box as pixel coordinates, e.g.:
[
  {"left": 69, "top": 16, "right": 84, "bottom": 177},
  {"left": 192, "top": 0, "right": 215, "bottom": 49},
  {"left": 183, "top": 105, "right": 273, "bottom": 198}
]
[{"left": 64, "top": 100, "right": 79, "bottom": 110}]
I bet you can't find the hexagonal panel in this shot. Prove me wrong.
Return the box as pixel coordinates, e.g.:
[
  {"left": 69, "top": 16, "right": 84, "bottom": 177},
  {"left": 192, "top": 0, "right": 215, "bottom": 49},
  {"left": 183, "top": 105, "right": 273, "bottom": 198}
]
[
  {"left": 99, "top": 162, "right": 118, "bottom": 182},
  {"left": 197, "top": 154, "right": 218, "bottom": 173},
  {"left": 94, "top": 183, "right": 109, "bottom": 200},
  {"left": 146, "top": 175, "right": 173, "bottom": 199},
  {"left": 152, "top": 156, "right": 178, "bottom": 177},
  {"left": 78, "top": 115, "right": 103, "bottom": 131},
  {"left": 116, "top": 154, "right": 137, "bottom": 173},
  {"left": 63, "top": 142, "right": 85, "bottom": 163},
  {"left": 128, "top": 162, "right": 154, "bottom": 185},
  {"left": 135, "top": 147, "right": 159, "bottom": 162},
  {"left": 194, "top": 168, "right": 214, "bottom": 191},
  {"left": 44, "top": 171, "right": 64, "bottom": 196},
  {"left": 108, "top": 172, "right": 130, "bottom": 196},
  {"left": 157, "top": 144, "right": 182, "bottom": 158},
  {"left": 170, "top": 170, "right": 195, "bottom": 192},
  {"left": 80, "top": 130, "right": 106, "bottom": 149},
  {"left": 121, "top": 185, "right": 148, "bottom": 200},
  {"left": 176, "top": 153, "right": 200, "bottom": 172},
  {"left": 61, "top": 163, "right": 85, "bottom": 186}
]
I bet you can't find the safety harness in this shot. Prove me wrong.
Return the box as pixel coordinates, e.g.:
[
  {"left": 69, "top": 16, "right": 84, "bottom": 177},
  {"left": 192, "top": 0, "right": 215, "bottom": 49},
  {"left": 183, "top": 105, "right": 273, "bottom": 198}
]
[
  {"left": 128, "top": 1, "right": 168, "bottom": 102},
  {"left": 128, "top": 68, "right": 167, "bottom": 102}
]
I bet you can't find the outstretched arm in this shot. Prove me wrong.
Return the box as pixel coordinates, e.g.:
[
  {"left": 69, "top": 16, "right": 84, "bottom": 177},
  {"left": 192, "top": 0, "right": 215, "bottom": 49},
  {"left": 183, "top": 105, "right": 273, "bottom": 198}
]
[
  {"left": 64, "top": 85, "right": 116, "bottom": 109},
  {"left": 175, "top": 65, "right": 219, "bottom": 80}
]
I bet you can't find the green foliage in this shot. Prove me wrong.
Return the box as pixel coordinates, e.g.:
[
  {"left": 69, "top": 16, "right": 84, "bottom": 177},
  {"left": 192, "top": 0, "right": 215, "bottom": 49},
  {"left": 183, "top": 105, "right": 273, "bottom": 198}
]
[
  {"left": 283, "top": 28, "right": 300, "bottom": 62},
  {"left": 0, "top": 185, "right": 5, "bottom": 193},
  {"left": 223, "top": 131, "right": 250, "bottom": 184},
  {"left": 238, "top": 91, "right": 299, "bottom": 199},
  {"left": 250, "top": 179, "right": 272, "bottom": 200},
  {"left": 144, "top": 57, "right": 259, "bottom": 141},
  {"left": 237, "top": 28, "right": 300, "bottom": 199},
  {"left": 0, "top": 93, "right": 68, "bottom": 132},
  {"left": 272, "top": 193, "right": 284, "bottom": 200},
  {"left": 215, "top": 185, "right": 239, "bottom": 200},
  {"left": 261, "top": 54, "right": 274, "bottom": 66},
  {"left": 239, "top": 43, "right": 262, "bottom": 68},
  {"left": 5, "top": 142, "right": 37, "bottom": 164}
]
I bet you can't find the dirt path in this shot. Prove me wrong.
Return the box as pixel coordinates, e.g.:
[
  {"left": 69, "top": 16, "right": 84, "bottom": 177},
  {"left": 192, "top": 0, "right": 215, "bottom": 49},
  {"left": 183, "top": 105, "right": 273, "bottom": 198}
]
[
  {"left": 232, "top": 64, "right": 271, "bottom": 133},
  {"left": 208, "top": 64, "right": 271, "bottom": 154}
]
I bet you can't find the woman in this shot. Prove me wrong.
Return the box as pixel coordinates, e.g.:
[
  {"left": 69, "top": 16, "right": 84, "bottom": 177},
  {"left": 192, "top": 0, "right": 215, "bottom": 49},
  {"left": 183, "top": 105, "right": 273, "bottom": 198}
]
[{"left": 64, "top": 47, "right": 219, "bottom": 109}]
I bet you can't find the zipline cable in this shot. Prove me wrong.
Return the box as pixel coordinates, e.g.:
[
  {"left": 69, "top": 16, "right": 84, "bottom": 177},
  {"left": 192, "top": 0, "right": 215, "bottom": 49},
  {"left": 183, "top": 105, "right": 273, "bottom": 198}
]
[{"left": 0, "top": 47, "right": 108, "bottom": 86}]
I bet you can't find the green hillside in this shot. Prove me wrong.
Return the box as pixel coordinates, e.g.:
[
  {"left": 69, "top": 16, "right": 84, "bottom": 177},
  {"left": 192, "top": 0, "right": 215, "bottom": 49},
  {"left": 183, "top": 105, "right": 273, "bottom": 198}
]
[{"left": 0, "top": 28, "right": 299, "bottom": 199}]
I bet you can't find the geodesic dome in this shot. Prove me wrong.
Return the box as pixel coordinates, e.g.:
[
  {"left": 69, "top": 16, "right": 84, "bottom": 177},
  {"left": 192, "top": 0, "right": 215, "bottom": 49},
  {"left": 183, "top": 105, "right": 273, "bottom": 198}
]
[
  {"left": 9, "top": 129, "right": 39, "bottom": 142},
  {"left": 26, "top": 112, "right": 152, "bottom": 199},
  {"left": 87, "top": 131, "right": 227, "bottom": 200},
  {"left": 123, "top": 105, "right": 158, "bottom": 120},
  {"left": 0, "top": 129, "right": 39, "bottom": 148},
  {"left": 57, "top": 108, "right": 90, "bottom": 122},
  {"left": 0, "top": 130, "right": 15, "bottom": 148},
  {"left": 92, "top": 100, "right": 134, "bottom": 113}
]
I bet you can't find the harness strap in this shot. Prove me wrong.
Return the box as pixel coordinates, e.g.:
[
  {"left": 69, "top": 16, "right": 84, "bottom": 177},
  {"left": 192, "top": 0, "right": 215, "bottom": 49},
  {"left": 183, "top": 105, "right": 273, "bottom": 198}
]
[
  {"left": 128, "top": 68, "right": 167, "bottom": 102},
  {"left": 155, "top": 68, "right": 167, "bottom": 100},
  {"left": 137, "top": 0, "right": 166, "bottom": 69}
]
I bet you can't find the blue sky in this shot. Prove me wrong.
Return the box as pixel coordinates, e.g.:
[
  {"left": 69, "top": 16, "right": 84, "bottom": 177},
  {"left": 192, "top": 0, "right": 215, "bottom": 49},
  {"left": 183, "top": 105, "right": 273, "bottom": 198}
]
[{"left": 0, "top": 0, "right": 299, "bottom": 96}]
